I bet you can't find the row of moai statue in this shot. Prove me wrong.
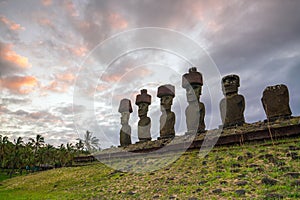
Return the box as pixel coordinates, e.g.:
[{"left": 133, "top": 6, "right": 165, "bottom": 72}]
[{"left": 118, "top": 67, "right": 292, "bottom": 147}]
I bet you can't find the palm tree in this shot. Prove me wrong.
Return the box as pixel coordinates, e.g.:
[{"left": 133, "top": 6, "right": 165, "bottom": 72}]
[
  {"left": 43, "top": 144, "right": 56, "bottom": 165},
  {"left": 0, "top": 135, "right": 9, "bottom": 169},
  {"left": 10, "top": 137, "right": 24, "bottom": 177},
  {"left": 29, "top": 134, "right": 45, "bottom": 154},
  {"left": 57, "top": 144, "right": 67, "bottom": 167},
  {"left": 75, "top": 139, "right": 84, "bottom": 152},
  {"left": 29, "top": 134, "right": 45, "bottom": 168},
  {"left": 65, "top": 143, "right": 75, "bottom": 166},
  {"left": 82, "top": 131, "right": 100, "bottom": 152}
]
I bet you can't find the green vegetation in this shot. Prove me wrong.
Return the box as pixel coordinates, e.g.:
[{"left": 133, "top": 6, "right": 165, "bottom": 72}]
[
  {"left": 0, "top": 131, "right": 99, "bottom": 179},
  {"left": 0, "top": 137, "right": 299, "bottom": 199}
]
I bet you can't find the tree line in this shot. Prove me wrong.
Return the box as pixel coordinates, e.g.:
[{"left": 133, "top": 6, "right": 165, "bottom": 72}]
[{"left": 0, "top": 131, "right": 100, "bottom": 177}]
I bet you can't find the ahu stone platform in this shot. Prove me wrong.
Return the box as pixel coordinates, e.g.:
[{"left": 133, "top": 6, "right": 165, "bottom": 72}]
[{"left": 94, "top": 116, "right": 300, "bottom": 160}]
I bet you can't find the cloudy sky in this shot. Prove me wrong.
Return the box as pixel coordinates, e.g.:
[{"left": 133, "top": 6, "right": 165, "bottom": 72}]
[{"left": 0, "top": 0, "right": 299, "bottom": 148}]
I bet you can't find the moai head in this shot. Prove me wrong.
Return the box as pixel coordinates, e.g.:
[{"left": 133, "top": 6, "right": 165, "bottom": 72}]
[
  {"left": 261, "top": 84, "right": 292, "bottom": 120},
  {"left": 135, "top": 89, "right": 151, "bottom": 117},
  {"left": 157, "top": 84, "right": 175, "bottom": 111},
  {"left": 222, "top": 74, "right": 240, "bottom": 96},
  {"left": 182, "top": 67, "right": 203, "bottom": 102},
  {"left": 118, "top": 98, "right": 133, "bottom": 125}
]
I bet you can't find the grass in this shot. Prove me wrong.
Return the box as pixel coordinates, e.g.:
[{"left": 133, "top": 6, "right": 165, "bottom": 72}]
[{"left": 0, "top": 137, "right": 300, "bottom": 199}]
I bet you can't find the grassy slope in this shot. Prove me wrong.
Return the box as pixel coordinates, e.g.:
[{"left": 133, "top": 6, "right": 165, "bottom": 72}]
[{"left": 0, "top": 137, "right": 299, "bottom": 200}]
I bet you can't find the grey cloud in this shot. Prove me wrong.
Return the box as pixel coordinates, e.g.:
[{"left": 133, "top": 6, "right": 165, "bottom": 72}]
[
  {"left": 54, "top": 104, "right": 86, "bottom": 115},
  {"left": 2, "top": 97, "right": 31, "bottom": 105},
  {"left": 13, "top": 109, "right": 29, "bottom": 116}
]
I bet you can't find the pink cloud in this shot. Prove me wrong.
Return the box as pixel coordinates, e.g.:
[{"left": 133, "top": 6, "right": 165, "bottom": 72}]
[
  {"left": 0, "top": 43, "right": 31, "bottom": 69},
  {"left": 43, "top": 72, "right": 76, "bottom": 93},
  {"left": 70, "top": 46, "right": 88, "bottom": 57},
  {"left": 56, "top": 72, "right": 76, "bottom": 83},
  {"left": 42, "top": 0, "right": 52, "bottom": 6},
  {"left": 108, "top": 13, "right": 128, "bottom": 29},
  {"left": 38, "top": 18, "right": 54, "bottom": 28},
  {"left": 64, "top": 0, "right": 79, "bottom": 17},
  {"left": 0, "top": 15, "right": 25, "bottom": 31},
  {"left": 44, "top": 81, "right": 69, "bottom": 93},
  {"left": 0, "top": 76, "right": 38, "bottom": 94},
  {"left": 102, "top": 67, "right": 152, "bottom": 83}
]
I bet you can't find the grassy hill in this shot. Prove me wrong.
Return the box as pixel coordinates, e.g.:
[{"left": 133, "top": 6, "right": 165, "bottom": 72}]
[{"left": 0, "top": 137, "right": 299, "bottom": 200}]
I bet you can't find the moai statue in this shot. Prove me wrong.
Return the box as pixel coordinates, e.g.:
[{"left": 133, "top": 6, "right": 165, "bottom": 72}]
[
  {"left": 261, "top": 84, "right": 292, "bottom": 121},
  {"left": 182, "top": 67, "right": 205, "bottom": 134},
  {"left": 219, "top": 74, "right": 245, "bottom": 128},
  {"left": 118, "top": 99, "right": 133, "bottom": 147},
  {"left": 157, "top": 84, "right": 176, "bottom": 139},
  {"left": 135, "top": 89, "right": 152, "bottom": 142}
]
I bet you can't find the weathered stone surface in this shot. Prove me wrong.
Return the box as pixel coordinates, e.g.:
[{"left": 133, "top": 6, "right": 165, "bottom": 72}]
[
  {"left": 136, "top": 89, "right": 151, "bottom": 105},
  {"left": 235, "top": 189, "right": 246, "bottom": 196},
  {"left": 265, "top": 193, "right": 284, "bottom": 199},
  {"left": 212, "top": 188, "right": 222, "bottom": 194},
  {"left": 157, "top": 84, "right": 175, "bottom": 139},
  {"left": 261, "top": 177, "right": 278, "bottom": 185},
  {"left": 120, "top": 123, "right": 132, "bottom": 146},
  {"left": 236, "top": 181, "right": 248, "bottom": 186},
  {"left": 261, "top": 84, "right": 292, "bottom": 121},
  {"left": 291, "top": 180, "right": 300, "bottom": 186},
  {"left": 220, "top": 74, "right": 245, "bottom": 128},
  {"left": 182, "top": 67, "right": 203, "bottom": 88},
  {"left": 285, "top": 172, "right": 300, "bottom": 178},
  {"left": 182, "top": 67, "right": 205, "bottom": 134},
  {"left": 118, "top": 99, "right": 133, "bottom": 147},
  {"left": 135, "top": 89, "right": 152, "bottom": 141},
  {"left": 118, "top": 98, "right": 133, "bottom": 113}
]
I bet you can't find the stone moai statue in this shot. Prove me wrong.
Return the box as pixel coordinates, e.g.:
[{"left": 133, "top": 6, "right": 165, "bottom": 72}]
[
  {"left": 219, "top": 74, "right": 245, "bottom": 128},
  {"left": 118, "top": 98, "right": 133, "bottom": 147},
  {"left": 182, "top": 67, "right": 205, "bottom": 134},
  {"left": 261, "top": 84, "right": 292, "bottom": 121},
  {"left": 157, "top": 84, "right": 176, "bottom": 139},
  {"left": 135, "top": 89, "right": 152, "bottom": 142}
]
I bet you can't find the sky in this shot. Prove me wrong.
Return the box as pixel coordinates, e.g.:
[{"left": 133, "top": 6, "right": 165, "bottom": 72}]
[{"left": 0, "top": 0, "right": 299, "bottom": 148}]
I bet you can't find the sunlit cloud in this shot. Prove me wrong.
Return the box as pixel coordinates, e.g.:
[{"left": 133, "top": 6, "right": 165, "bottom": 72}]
[
  {"left": 38, "top": 18, "right": 54, "bottom": 27},
  {"left": 102, "top": 67, "right": 152, "bottom": 83},
  {"left": 0, "top": 15, "right": 25, "bottom": 31},
  {"left": 108, "top": 13, "right": 128, "bottom": 29},
  {"left": 44, "top": 80, "right": 69, "bottom": 93},
  {"left": 64, "top": 0, "right": 79, "bottom": 17},
  {"left": 0, "top": 76, "right": 38, "bottom": 94},
  {"left": 70, "top": 46, "right": 88, "bottom": 57},
  {"left": 56, "top": 72, "right": 76, "bottom": 83},
  {"left": 42, "top": 0, "right": 52, "bottom": 6},
  {"left": 0, "top": 43, "right": 31, "bottom": 69}
]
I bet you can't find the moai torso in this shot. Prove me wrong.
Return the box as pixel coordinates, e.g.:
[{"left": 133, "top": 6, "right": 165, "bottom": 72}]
[
  {"left": 137, "top": 116, "right": 151, "bottom": 140},
  {"left": 220, "top": 95, "right": 245, "bottom": 127},
  {"left": 261, "top": 84, "right": 292, "bottom": 121},
  {"left": 120, "top": 124, "right": 132, "bottom": 146},
  {"left": 159, "top": 111, "right": 175, "bottom": 138},
  {"left": 118, "top": 99, "right": 133, "bottom": 147},
  {"left": 219, "top": 74, "right": 245, "bottom": 128},
  {"left": 136, "top": 89, "right": 152, "bottom": 142},
  {"left": 157, "top": 84, "right": 176, "bottom": 139},
  {"left": 182, "top": 67, "right": 206, "bottom": 134},
  {"left": 185, "top": 101, "right": 205, "bottom": 133}
]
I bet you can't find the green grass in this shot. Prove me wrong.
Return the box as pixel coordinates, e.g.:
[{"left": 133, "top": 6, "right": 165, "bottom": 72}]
[{"left": 0, "top": 137, "right": 300, "bottom": 199}]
